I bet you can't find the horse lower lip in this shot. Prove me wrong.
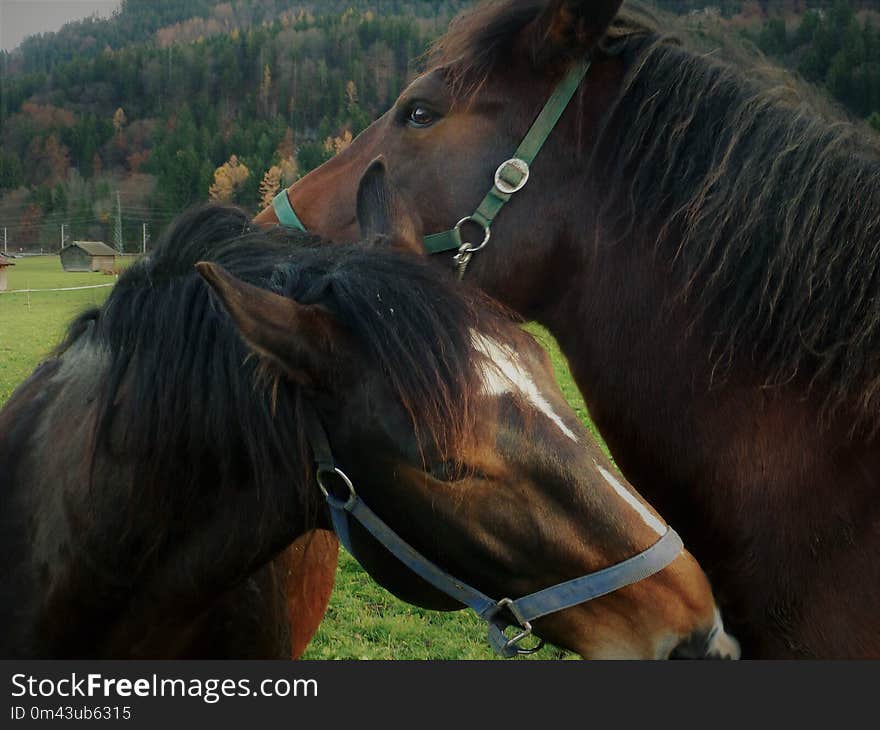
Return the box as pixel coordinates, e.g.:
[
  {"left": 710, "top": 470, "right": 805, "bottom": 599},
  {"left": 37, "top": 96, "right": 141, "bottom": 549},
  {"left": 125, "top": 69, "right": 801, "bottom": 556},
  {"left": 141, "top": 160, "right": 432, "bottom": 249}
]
[{"left": 708, "top": 629, "right": 741, "bottom": 660}]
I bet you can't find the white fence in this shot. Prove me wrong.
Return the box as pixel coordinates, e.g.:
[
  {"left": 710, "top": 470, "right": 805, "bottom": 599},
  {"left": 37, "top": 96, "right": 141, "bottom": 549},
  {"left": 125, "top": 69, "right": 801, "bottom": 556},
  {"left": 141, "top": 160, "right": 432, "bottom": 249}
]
[{"left": 0, "top": 282, "right": 116, "bottom": 295}]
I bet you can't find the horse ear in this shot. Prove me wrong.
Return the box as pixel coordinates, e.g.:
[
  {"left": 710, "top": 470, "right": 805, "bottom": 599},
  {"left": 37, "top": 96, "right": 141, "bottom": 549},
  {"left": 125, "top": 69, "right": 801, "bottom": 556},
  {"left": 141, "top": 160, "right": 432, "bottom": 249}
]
[
  {"left": 356, "top": 156, "right": 424, "bottom": 255},
  {"left": 196, "top": 262, "right": 341, "bottom": 386},
  {"left": 523, "top": 0, "right": 623, "bottom": 67}
]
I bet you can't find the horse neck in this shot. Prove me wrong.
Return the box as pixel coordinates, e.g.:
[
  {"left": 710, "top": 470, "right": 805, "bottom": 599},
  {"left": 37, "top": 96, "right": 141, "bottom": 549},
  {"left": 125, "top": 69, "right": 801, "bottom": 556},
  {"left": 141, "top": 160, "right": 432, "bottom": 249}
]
[
  {"left": 0, "top": 333, "right": 311, "bottom": 657},
  {"left": 521, "top": 41, "right": 880, "bottom": 489},
  {"left": 514, "top": 57, "right": 880, "bottom": 611},
  {"left": 574, "top": 37, "right": 880, "bottom": 427},
  {"left": 469, "top": 37, "right": 880, "bottom": 658},
  {"left": 0, "top": 344, "right": 110, "bottom": 656},
  {"left": 535, "top": 226, "right": 878, "bottom": 652}
]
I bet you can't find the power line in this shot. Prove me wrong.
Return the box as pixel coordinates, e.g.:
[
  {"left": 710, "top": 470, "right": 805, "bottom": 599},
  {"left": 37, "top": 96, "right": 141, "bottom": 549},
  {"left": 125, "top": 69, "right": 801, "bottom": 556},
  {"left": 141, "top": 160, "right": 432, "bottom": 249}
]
[{"left": 0, "top": 212, "right": 181, "bottom": 229}]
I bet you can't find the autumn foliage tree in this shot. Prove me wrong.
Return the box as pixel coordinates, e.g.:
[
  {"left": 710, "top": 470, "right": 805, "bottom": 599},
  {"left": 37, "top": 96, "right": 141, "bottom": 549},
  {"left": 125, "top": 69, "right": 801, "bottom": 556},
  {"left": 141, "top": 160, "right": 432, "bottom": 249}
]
[
  {"left": 112, "top": 107, "right": 127, "bottom": 134},
  {"left": 258, "top": 165, "right": 282, "bottom": 209},
  {"left": 40, "top": 134, "right": 71, "bottom": 186},
  {"left": 209, "top": 154, "right": 250, "bottom": 203},
  {"left": 258, "top": 155, "right": 299, "bottom": 208},
  {"left": 323, "top": 129, "right": 353, "bottom": 157}
]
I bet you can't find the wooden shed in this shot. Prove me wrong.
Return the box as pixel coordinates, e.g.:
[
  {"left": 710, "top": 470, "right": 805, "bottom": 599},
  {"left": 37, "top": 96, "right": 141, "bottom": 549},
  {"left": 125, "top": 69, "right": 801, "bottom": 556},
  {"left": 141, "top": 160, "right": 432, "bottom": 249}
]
[
  {"left": 60, "top": 241, "right": 118, "bottom": 273},
  {"left": 0, "top": 254, "right": 14, "bottom": 292}
]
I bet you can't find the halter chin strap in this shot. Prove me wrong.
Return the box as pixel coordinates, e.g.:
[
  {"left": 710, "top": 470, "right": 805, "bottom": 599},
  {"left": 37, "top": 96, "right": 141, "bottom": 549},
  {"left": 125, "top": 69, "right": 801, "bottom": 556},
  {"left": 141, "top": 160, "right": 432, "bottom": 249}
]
[
  {"left": 301, "top": 401, "right": 684, "bottom": 658},
  {"left": 422, "top": 58, "right": 592, "bottom": 277}
]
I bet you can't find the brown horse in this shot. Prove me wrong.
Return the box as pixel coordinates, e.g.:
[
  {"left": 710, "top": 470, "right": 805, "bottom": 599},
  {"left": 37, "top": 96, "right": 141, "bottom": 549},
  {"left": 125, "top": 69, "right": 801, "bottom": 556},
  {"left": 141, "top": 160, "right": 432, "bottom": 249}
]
[
  {"left": 0, "top": 195, "right": 737, "bottom": 658},
  {"left": 261, "top": 0, "right": 880, "bottom": 658}
]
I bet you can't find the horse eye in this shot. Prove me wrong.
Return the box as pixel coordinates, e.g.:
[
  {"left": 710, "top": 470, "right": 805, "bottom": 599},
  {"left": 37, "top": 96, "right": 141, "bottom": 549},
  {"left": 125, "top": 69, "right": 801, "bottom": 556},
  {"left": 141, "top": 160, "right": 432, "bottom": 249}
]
[{"left": 407, "top": 106, "right": 435, "bottom": 128}]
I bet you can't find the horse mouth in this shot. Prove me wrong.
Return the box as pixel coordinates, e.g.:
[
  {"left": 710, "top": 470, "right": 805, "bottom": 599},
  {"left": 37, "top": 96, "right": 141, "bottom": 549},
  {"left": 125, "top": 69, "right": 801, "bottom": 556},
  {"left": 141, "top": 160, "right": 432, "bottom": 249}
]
[{"left": 669, "top": 610, "right": 741, "bottom": 660}]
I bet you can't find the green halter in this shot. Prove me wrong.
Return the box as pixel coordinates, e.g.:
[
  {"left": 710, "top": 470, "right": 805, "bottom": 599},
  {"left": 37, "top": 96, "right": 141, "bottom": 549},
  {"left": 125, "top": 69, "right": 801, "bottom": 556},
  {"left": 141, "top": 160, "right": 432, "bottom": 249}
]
[
  {"left": 423, "top": 58, "right": 591, "bottom": 276},
  {"left": 273, "top": 58, "right": 591, "bottom": 277},
  {"left": 272, "top": 188, "right": 308, "bottom": 231}
]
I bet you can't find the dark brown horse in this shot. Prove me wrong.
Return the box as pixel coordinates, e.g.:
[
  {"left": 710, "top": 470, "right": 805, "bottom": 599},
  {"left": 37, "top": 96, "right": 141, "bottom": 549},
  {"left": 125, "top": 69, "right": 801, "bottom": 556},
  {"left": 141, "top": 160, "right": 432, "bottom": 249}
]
[
  {"left": 0, "top": 196, "right": 736, "bottom": 658},
  {"left": 262, "top": 0, "right": 880, "bottom": 658}
]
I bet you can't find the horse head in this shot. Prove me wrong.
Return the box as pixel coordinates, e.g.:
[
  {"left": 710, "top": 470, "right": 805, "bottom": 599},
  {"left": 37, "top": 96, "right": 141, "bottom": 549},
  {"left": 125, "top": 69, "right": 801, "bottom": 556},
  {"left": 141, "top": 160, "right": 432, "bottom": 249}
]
[
  {"left": 257, "top": 0, "right": 631, "bottom": 312},
  {"left": 207, "top": 160, "right": 739, "bottom": 659}
]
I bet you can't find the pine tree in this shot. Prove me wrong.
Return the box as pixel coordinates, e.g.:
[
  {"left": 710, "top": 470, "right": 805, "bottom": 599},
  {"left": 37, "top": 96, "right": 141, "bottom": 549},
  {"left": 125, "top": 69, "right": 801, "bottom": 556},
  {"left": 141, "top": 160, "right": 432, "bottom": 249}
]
[{"left": 0, "top": 153, "right": 24, "bottom": 190}]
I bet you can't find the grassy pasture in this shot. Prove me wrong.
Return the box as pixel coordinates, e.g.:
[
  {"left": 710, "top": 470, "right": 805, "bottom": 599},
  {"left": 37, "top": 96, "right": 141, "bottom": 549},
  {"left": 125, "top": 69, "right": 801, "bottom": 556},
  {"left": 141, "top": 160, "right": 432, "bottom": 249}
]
[
  {"left": 0, "top": 256, "right": 125, "bottom": 403},
  {"left": 0, "top": 255, "right": 601, "bottom": 660}
]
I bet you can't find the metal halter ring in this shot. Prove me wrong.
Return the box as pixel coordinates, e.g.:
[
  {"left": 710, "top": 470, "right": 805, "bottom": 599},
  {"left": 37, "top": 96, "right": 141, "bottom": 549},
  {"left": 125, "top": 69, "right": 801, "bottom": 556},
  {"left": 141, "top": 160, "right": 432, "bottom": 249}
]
[
  {"left": 501, "top": 622, "right": 545, "bottom": 656},
  {"left": 316, "top": 466, "right": 356, "bottom": 509},
  {"left": 491, "top": 598, "right": 546, "bottom": 656},
  {"left": 494, "top": 158, "right": 530, "bottom": 195},
  {"left": 454, "top": 216, "right": 491, "bottom": 254}
]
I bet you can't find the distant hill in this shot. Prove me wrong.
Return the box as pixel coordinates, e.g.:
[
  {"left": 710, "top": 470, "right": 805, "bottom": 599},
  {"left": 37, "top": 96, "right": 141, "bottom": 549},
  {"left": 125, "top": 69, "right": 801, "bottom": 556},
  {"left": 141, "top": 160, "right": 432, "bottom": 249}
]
[
  {"left": 0, "top": 0, "right": 876, "bottom": 251},
  {"left": 6, "top": 1, "right": 473, "bottom": 75},
  {"left": 0, "top": 1, "right": 468, "bottom": 250}
]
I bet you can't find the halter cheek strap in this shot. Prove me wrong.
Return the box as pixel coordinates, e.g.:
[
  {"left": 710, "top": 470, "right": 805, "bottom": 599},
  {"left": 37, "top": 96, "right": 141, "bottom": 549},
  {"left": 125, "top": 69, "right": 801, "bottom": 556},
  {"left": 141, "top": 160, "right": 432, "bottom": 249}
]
[
  {"left": 302, "top": 401, "right": 684, "bottom": 658},
  {"left": 422, "top": 58, "right": 592, "bottom": 277},
  {"left": 272, "top": 59, "right": 591, "bottom": 280}
]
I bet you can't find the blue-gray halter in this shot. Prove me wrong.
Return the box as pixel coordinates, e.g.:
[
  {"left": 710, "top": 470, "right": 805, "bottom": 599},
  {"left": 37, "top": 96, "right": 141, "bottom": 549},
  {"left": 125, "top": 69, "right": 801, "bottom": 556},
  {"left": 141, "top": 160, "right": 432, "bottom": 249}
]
[{"left": 302, "top": 402, "right": 684, "bottom": 658}]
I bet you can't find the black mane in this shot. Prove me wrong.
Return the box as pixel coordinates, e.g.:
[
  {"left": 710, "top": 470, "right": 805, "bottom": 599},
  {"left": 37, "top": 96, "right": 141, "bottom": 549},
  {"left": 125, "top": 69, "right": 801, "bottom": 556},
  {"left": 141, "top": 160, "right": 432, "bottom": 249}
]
[
  {"left": 434, "top": 0, "right": 880, "bottom": 427},
  {"left": 63, "top": 204, "right": 502, "bottom": 535},
  {"left": 591, "top": 13, "right": 880, "bottom": 428}
]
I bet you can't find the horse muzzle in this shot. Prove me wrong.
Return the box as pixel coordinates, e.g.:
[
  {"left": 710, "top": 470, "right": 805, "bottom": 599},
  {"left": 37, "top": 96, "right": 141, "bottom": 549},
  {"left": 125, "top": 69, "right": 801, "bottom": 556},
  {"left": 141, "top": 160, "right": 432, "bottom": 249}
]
[{"left": 669, "top": 609, "right": 741, "bottom": 659}]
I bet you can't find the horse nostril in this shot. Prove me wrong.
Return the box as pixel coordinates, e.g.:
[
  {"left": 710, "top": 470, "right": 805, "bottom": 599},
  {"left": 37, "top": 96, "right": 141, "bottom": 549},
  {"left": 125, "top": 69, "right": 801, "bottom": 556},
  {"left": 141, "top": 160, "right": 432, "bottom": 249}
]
[{"left": 669, "top": 631, "right": 713, "bottom": 659}]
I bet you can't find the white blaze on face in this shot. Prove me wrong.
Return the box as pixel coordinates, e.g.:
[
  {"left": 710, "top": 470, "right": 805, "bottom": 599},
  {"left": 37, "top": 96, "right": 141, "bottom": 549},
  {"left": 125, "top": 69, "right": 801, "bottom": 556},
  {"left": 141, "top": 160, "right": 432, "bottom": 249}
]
[
  {"left": 594, "top": 462, "right": 666, "bottom": 537},
  {"left": 470, "top": 330, "right": 579, "bottom": 443}
]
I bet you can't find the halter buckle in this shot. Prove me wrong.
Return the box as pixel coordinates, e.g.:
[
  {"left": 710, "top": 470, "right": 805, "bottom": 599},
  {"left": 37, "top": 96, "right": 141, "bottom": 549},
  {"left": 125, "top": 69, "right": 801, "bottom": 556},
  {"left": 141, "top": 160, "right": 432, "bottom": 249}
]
[
  {"left": 488, "top": 598, "right": 546, "bottom": 656},
  {"left": 316, "top": 466, "right": 357, "bottom": 510},
  {"left": 494, "top": 158, "right": 530, "bottom": 195}
]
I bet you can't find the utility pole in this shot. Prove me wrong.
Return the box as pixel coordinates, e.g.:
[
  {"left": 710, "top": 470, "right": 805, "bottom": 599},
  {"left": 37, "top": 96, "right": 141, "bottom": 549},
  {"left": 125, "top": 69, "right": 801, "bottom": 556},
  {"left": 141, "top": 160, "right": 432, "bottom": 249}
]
[
  {"left": 113, "top": 191, "right": 123, "bottom": 254},
  {"left": 3, "top": 227, "right": 6, "bottom": 255},
  {"left": 142, "top": 222, "right": 149, "bottom": 255},
  {"left": 60, "top": 223, "right": 68, "bottom": 251}
]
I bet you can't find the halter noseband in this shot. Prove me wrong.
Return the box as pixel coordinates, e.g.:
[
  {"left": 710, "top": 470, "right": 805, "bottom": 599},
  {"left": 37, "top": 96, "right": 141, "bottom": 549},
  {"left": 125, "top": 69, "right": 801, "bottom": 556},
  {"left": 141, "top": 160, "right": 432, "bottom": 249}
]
[
  {"left": 302, "top": 401, "right": 683, "bottom": 658},
  {"left": 274, "top": 58, "right": 591, "bottom": 280}
]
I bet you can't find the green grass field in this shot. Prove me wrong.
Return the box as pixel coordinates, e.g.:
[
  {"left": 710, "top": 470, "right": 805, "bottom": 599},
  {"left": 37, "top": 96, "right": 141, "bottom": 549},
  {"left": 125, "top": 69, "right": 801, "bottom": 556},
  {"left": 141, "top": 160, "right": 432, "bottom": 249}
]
[
  {"left": 0, "top": 257, "right": 126, "bottom": 403},
  {"left": 0, "top": 256, "right": 601, "bottom": 660}
]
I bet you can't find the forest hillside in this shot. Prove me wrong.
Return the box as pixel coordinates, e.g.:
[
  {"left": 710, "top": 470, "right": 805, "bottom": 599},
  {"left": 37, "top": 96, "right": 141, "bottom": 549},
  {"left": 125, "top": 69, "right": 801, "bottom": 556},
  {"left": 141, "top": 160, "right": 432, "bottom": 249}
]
[{"left": 0, "top": 0, "right": 876, "bottom": 251}]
